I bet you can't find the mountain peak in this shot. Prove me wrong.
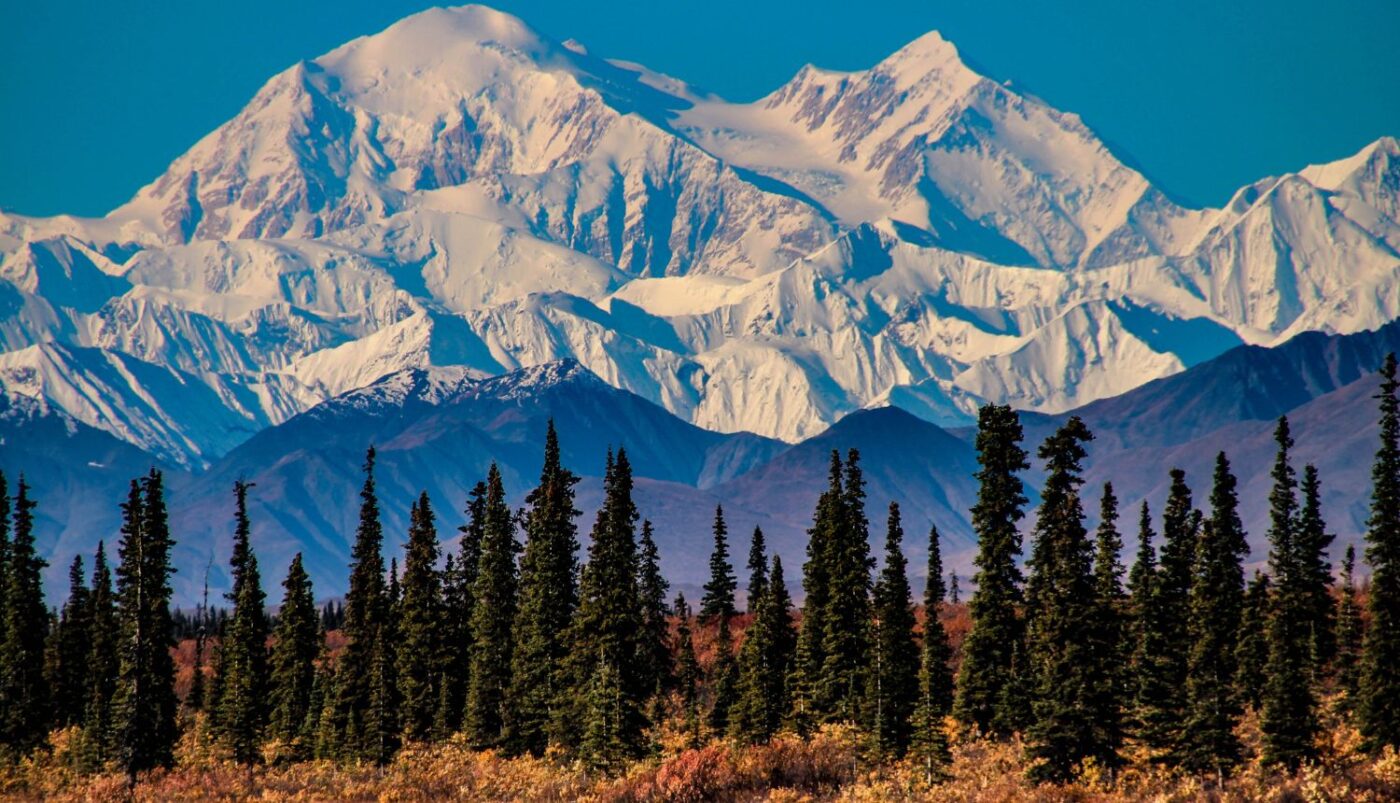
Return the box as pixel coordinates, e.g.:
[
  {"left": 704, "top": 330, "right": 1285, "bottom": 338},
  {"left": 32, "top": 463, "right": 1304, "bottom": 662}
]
[
  {"left": 879, "top": 29, "right": 968, "bottom": 76},
  {"left": 357, "top": 4, "right": 548, "bottom": 54},
  {"left": 476, "top": 358, "right": 606, "bottom": 398}
]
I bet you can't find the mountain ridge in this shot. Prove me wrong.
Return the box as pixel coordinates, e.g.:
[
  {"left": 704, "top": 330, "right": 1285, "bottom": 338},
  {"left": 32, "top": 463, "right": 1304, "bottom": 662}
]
[{"left": 1, "top": 3, "right": 1397, "bottom": 469}]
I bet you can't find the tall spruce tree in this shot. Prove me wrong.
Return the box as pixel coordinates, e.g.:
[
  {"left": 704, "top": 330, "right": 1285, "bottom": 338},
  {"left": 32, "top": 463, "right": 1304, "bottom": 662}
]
[
  {"left": 865, "top": 502, "right": 919, "bottom": 757},
  {"left": 0, "top": 477, "right": 49, "bottom": 754},
  {"left": 216, "top": 480, "right": 270, "bottom": 764},
  {"left": 1261, "top": 417, "right": 1318, "bottom": 769},
  {"left": 336, "top": 447, "right": 391, "bottom": 761},
  {"left": 465, "top": 464, "right": 519, "bottom": 748},
  {"left": 1090, "top": 483, "right": 1127, "bottom": 769},
  {"left": 1336, "top": 546, "right": 1364, "bottom": 709},
  {"left": 954, "top": 404, "right": 1030, "bottom": 737},
  {"left": 732, "top": 555, "right": 794, "bottom": 744},
  {"left": 789, "top": 451, "right": 844, "bottom": 732},
  {"left": 1297, "top": 465, "right": 1336, "bottom": 672},
  {"left": 50, "top": 555, "right": 91, "bottom": 727},
  {"left": 1132, "top": 470, "right": 1196, "bottom": 762},
  {"left": 113, "top": 471, "right": 179, "bottom": 779},
  {"left": 79, "top": 541, "right": 117, "bottom": 770},
  {"left": 563, "top": 449, "right": 648, "bottom": 765},
  {"left": 701, "top": 505, "right": 737, "bottom": 621},
  {"left": 439, "top": 481, "right": 487, "bottom": 738},
  {"left": 1130, "top": 501, "right": 1175, "bottom": 759},
  {"left": 1023, "top": 417, "right": 1108, "bottom": 783},
  {"left": 1159, "top": 470, "right": 1197, "bottom": 708},
  {"left": 506, "top": 422, "right": 580, "bottom": 755},
  {"left": 397, "top": 492, "right": 443, "bottom": 742},
  {"left": 1183, "top": 453, "right": 1249, "bottom": 776},
  {"left": 1361, "top": 353, "right": 1400, "bottom": 750},
  {"left": 269, "top": 553, "right": 318, "bottom": 752},
  {"left": 636, "top": 520, "right": 671, "bottom": 709},
  {"left": 1235, "top": 571, "right": 1272, "bottom": 711},
  {"left": 746, "top": 526, "right": 768, "bottom": 614},
  {"left": 912, "top": 523, "right": 955, "bottom": 780},
  {"left": 819, "top": 449, "right": 874, "bottom": 723}
]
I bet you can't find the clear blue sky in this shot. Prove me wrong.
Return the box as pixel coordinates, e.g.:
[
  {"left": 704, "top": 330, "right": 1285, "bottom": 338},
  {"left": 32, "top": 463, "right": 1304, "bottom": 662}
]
[{"left": 2, "top": 1, "right": 1396, "bottom": 216}]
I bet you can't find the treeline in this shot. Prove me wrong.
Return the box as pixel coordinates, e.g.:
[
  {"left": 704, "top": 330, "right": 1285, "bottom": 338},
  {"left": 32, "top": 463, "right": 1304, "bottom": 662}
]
[{"left": 2, "top": 357, "right": 1400, "bottom": 785}]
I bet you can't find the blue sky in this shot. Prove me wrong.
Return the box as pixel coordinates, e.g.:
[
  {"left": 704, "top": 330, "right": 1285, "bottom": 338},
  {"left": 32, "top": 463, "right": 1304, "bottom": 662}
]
[{"left": 2, "top": 0, "right": 1396, "bottom": 216}]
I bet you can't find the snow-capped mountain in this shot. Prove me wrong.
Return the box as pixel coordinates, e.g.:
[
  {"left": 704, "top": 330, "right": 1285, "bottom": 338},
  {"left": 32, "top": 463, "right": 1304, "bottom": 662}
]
[{"left": 3, "top": 4, "right": 1398, "bottom": 464}]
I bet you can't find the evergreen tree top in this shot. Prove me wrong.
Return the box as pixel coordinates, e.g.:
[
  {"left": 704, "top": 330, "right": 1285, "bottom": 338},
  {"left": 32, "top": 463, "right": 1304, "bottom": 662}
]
[
  {"left": 925, "top": 522, "right": 946, "bottom": 609},
  {"left": 1094, "top": 483, "right": 1125, "bottom": 602},
  {"left": 746, "top": 526, "right": 768, "bottom": 609},
  {"left": 701, "top": 504, "right": 738, "bottom": 620},
  {"left": 1267, "top": 417, "right": 1299, "bottom": 579}
]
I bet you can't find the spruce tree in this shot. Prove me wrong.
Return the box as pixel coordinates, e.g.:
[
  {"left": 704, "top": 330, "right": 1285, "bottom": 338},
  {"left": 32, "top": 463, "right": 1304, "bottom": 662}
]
[
  {"left": 579, "top": 655, "right": 629, "bottom": 774},
  {"left": 1129, "top": 502, "right": 1175, "bottom": 759},
  {"left": 465, "top": 464, "right": 519, "bottom": 749},
  {"left": 506, "top": 422, "right": 580, "bottom": 755},
  {"left": 954, "top": 404, "right": 1030, "bottom": 737},
  {"left": 1297, "top": 465, "right": 1336, "bottom": 671},
  {"left": 732, "top": 555, "right": 794, "bottom": 744},
  {"left": 269, "top": 553, "right": 318, "bottom": 753},
  {"left": 79, "top": 542, "right": 117, "bottom": 771},
  {"left": 336, "top": 447, "right": 391, "bottom": 761},
  {"left": 636, "top": 520, "right": 671, "bottom": 709},
  {"left": 313, "top": 661, "right": 341, "bottom": 760},
  {"left": 789, "top": 452, "right": 843, "bottom": 732},
  {"left": 1132, "top": 470, "right": 1196, "bottom": 763},
  {"left": 770, "top": 555, "right": 798, "bottom": 682},
  {"left": 1260, "top": 417, "right": 1318, "bottom": 769},
  {"left": 866, "top": 502, "right": 920, "bottom": 757},
  {"left": 1090, "top": 483, "right": 1127, "bottom": 769},
  {"left": 912, "top": 524, "right": 955, "bottom": 780},
  {"left": 1235, "top": 571, "right": 1271, "bottom": 711},
  {"left": 564, "top": 449, "right": 648, "bottom": 764},
  {"left": 216, "top": 480, "right": 270, "bottom": 764},
  {"left": 1336, "top": 545, "right": 1364, "bottom": 710},
  {"left": 707, "top": 614, "right": 739, "bottom": 736},
  {"left": 673, "top": 592, "right": 701, "bottom": 747},
  {"left": 1023, "top": 417, "right": 1107, "bottom": 782},
  {"left": 1361, "top": 354, "right": 1400, "bottom": 750},
  {"left": 0, "top": 477, "right": 49, "bottom": 755},
  {"left": 113, "top": 471, "right": 179, "bottom": 778},
  {"left": 701, "top": 505, "right": 737, "bottom": 621},
  {"left": 746, "top": 526, "right": 768, "bottom": 614},
  {"left": 50, "top": 555, "right": 91, "bottom": 727},
  {"left": 439, "top": 481, "right": 486, "bottom": 737},
  {"left": 1158, "top": 470, "right": 1197, "bottom": 697},
  {"left": 364, "top": 623, "right": 398, "bottom": 765},
  {"left": 819, "top": 449, "right": 874, "bottom": 722},
  {"left": 1182, "top": 453, "right": 1249, "bottom": 776},
  {"left": 396, "top": 492, "right": 443, "bottom": 742}
]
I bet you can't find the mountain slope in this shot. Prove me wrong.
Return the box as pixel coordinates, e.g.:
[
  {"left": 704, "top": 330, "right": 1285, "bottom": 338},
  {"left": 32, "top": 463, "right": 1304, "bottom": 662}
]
[{"left": 0, "top": 4, "right": 1396, "bottom": 465}]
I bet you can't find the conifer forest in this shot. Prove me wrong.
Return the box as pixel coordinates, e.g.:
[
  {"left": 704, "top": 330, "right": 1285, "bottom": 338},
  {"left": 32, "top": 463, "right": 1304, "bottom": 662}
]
[{"left": 4, "top": 360, "right": 1400, "bottom": 801}]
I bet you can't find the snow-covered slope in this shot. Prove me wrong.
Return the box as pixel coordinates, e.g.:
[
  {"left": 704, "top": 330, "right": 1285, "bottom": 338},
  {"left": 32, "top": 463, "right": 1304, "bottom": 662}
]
[{"left": 2, "top": 5, "right": 1398, "bottom": 459}]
